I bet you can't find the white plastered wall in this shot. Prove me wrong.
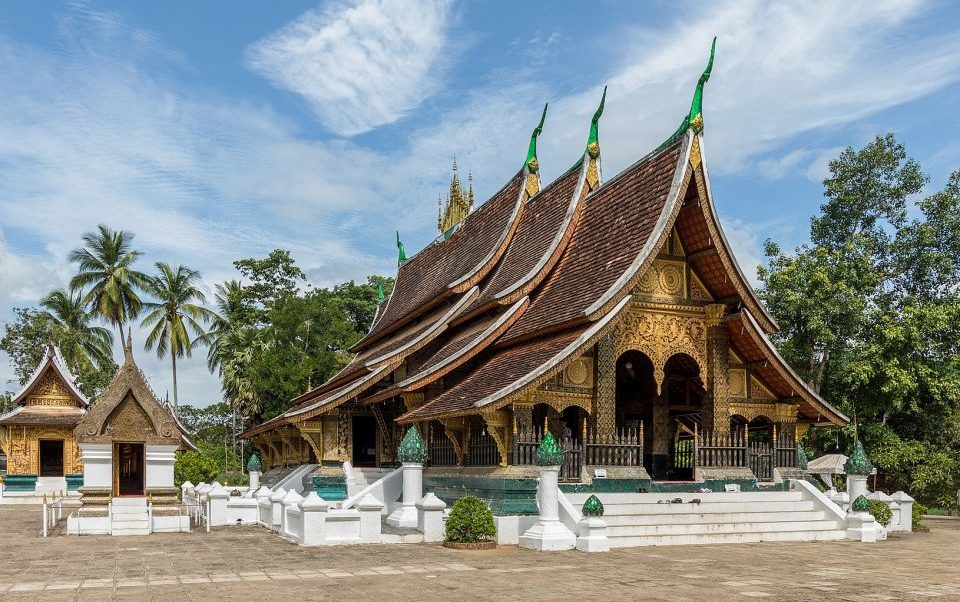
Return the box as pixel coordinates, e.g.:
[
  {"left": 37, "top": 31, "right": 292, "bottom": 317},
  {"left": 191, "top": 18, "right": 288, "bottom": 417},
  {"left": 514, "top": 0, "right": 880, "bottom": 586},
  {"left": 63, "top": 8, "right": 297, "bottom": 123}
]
[
  {"left": 145, "top": 445, "right": 178, "bottom": 489},
  {"left": 79, "top": 444, "right": 112, "bottom": 488}
]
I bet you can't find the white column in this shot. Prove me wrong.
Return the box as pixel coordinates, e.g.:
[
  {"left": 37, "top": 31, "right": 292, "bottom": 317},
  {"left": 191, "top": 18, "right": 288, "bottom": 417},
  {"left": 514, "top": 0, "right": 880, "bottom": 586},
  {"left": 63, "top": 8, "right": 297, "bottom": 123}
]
[
  {"left": 269, "top": 487, "right": 287, "bottom": 531},
  {"left": 576, "top": 516, "right": 610, "bottom": 553},
  {"left": 249, "top": 470, "right": 261, "bottom": 491},
  {"left": 208, "top": 484, "right": 230, "bottom": 526},
  {"left": 281, "top": 489, "right": 304, "bottom": 539},
  {"left": 891, "top": 491, "right": 914, "bottom": 532},
  {"left": 358, "top": 494, "right": 385, "bottom": 543},
  {"left": 386, "top": 462, "right": 422, "bottom": 528},
  {"left": 145, "top": 445, "right": 178, "bottom": 489},
  {"left": 416, "top": 493, "right": 447, "bottom": 542},
  {"left": 300, "top": 492, "right": 328, "bottom": 546},
  {"left": 519, "top": 465, "right": 576, "bottom": 551},
  {"left": 847, "top": 474, "right": 868, "bottom": 509}
]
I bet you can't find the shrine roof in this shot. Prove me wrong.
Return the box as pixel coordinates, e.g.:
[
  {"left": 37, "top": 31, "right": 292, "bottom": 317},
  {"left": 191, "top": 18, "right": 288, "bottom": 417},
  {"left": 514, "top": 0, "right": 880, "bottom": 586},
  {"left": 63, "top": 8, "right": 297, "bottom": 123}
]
[
  {"left": 0, "top": 405, "right": 86, "bottom": 426},
  {"left": 12, "top": 344, "right": 88, "bottom": 408}
]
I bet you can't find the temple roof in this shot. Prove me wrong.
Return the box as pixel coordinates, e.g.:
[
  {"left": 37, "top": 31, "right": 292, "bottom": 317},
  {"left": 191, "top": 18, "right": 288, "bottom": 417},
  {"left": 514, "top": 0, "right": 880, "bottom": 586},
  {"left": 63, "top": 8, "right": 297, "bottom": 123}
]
[
  {"left": 11, "top": 344, "right": 88, "bottom": 408},
  {"left": 0, "top": 405, "right": 86, "bottom": 426}
]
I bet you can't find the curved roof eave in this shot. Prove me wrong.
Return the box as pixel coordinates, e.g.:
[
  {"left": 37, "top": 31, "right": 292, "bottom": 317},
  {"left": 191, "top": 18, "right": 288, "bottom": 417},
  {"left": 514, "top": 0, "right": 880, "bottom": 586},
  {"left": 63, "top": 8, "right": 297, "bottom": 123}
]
[{"left": 695, "top": 133, "right": 779, "bottom": 334}]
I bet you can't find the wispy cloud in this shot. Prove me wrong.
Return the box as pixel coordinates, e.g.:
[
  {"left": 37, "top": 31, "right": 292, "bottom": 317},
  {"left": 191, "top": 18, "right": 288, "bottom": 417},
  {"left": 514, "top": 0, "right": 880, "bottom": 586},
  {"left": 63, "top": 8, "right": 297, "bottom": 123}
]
[{"left": 246, "top": 0, "right": 455, "bottom": 136}]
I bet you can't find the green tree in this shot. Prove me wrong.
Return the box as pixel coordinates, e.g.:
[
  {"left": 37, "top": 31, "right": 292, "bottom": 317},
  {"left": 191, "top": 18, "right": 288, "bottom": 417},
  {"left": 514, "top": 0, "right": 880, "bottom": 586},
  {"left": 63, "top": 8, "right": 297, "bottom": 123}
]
[
  {"left": 759, "top": 134, "right": 960, "bottom": 508},
  {"left": 0, "top": 307, "right": 116, "bottom": 399},
  {"left": 40, "top": 288, "right": 114, "bottom": 373},
  {"left": 140, "top": 263, "right": 216, "bottom": 412},
  {"left": 69, "top": 225, "right": 149, "bottom": 344}
]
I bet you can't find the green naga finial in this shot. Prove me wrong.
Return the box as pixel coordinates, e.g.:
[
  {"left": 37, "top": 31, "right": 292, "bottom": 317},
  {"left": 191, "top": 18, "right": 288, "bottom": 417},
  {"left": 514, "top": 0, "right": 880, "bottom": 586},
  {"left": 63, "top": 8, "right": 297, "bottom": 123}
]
[
  {"left": 246, "top": 452, "right": 262, "bottom": 473},
  {"left": 687, "top": 37, "right": 716, "bottom": 134},
  {"left": 376, "top": 283, "right": 384, "bottom": 305},
  {"left": 535, "top": 432, "right": 565, "bottom": 466},
  {"left": 397, "top": 427, "right": 428, "bottom": 464},
  {"left": 586, "top": 86, "right": 607, "bottom": 158},
  {"left": 524, "top": 103, "right": 548, "bottom": 173},
  {"left": 582, "top": 494, "right": 604, "bottom": 517},
  {"left": 396, "top": 230, "right": 407, "bottom": 266},
  {"left": 844, "top": 439, "right": 874, "bottom": 476}
]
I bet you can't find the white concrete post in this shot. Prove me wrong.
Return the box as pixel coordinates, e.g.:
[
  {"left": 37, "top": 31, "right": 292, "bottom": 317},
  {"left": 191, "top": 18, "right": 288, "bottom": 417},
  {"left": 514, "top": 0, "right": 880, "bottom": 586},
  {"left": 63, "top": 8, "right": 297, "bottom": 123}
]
[
  {"left": 576, "top": 516, "right": 610, "bottom": 553},
  {"left": 416, "top": 492, "right": 447, "bottom": 542},
  {"left": 208, "top": 484, "right": 230, "bottom": 527},
  {"left": 891, "top": 491, "right": 914, "bottom": 532},
  {"left": 256, "top": 486, "right": 272, "bottom": 525},
  {"left": 299, "top": 492, "right": 328, "bottom": 546},
  {"left": 249, "top": 471, "right": 261, "bottom": 491},
  {"left": 270, "top": 487, "right": 287, "bottom": 531},
  {"left": 181, "top": 481, "right": 194, "bottom": 502},
  {"left": 519, "top": 465, "right": 576, "bottom": 551},
  {"left": 386, "top": 463, "right": 422, "bottom": 528},
  {"left": 846, "top": 475, "right": 868, "bottom": 510},
  {"left": 281, "top": 489, "right": 304, "bottom": 539},
  {"left": 358, "top": 493, "right": 385, "bottom": 543}
]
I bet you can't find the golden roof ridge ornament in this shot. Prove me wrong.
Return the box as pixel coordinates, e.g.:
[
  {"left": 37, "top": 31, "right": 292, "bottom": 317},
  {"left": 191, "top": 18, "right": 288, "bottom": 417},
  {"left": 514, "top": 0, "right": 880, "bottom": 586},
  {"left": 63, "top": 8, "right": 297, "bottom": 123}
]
[
  {"left": 585, "top": 85, "right": 607, "bottom": 191},
  {"left": 437, "top": 157, "right": 474, "bottom": 239},
  {"left": 524, "top": 103, "right": 548, "bottom": 197}
]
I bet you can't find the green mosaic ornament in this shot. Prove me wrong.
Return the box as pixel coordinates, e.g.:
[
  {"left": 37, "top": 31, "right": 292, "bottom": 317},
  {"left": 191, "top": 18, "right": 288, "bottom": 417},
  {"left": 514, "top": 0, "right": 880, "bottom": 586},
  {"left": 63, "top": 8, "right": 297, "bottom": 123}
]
[
  {"left": 397, "top": 427, "right": 428, "bottom": 464},
  {"left": 796, "top": 445, "right": 809, "bottom": 471},
  {"left": 844, "top": 440, "right": 874, "bottom": 476},
  {"left": 582, "top": 494, "right": 604, "bottom": 518},
  {"left": 524, "top": 103, "right": 548, "bottom": 172},
  {"left": 535, "top": 432, "right": 565, "bottom": 466},
  {"left": 246, "top": 452, "right": 262, "bottom": 473},
  {"left": 852, "top": 494, "right": 871, "bottom": 513},
  {"left": 586, "top": 86, "right": 607, "bottom": 154},
  {"left": 396, "top": 231, "right": 407, "bottom": 266}
]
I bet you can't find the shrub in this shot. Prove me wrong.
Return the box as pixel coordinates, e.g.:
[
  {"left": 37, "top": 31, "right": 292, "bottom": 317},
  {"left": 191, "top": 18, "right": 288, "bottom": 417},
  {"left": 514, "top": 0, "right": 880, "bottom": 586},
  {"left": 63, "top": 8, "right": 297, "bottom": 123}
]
[
  {"left": 444, "top": 495, "right": 496, "bottom": 543},
  {"left": 913, "top": 502, "right": 929, "bottom": 532},
  {"left": 174, "top": 451, "right": 219, "bottom": 487},
  {"left": 216, "top": 470, "right": 249, "bottom": 486},
  {"left": 867, "top": 499, "right": 892, "bottom": 526}
]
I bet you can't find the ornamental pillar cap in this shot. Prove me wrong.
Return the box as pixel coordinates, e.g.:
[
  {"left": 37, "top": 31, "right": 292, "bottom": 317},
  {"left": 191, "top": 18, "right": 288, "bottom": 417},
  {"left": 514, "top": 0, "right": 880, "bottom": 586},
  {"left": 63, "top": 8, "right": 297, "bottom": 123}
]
[
  {"left": 416, "top": 492, "right": 447, "bottom": 511},
  {"left": 281, "top": 489, "right": 304, "bottom": 506},
  {"left": 357, "top": 493, "right": 385, "bottom": 511},
  {"left": 254, "top": 486, "right": 273, "bottom": 499},
  {"left": 890, "top": 491, "right": 915, "bottom": 503},
  {"left": 246, "top": 452, "right": 262, "bottom": 473},
  {"left": 181, "top": 481, "right": 194, "bottom": 490},
  {"left": 851, "top": 494, "right": 871, "bottom": 513},
  {"left": 269, "top": 487, "right": 287, "bottom": 502},
  {"left": 208, "top": 484, "right": 230, "bottom": 499},
  {"left": 582, "top": 494, "right": 604, "bottom": 517},
  {"left": 397, "top": 427, "right": 428, "bottom": 464},
  {"left": 535, "top": 432, "right": 565, "bottom": 466},
  {"left": 844, "top": 440, "right": 874, "bottom": 476},
  {"left": 300, "top": 491, "right": 328, "bottom": 512}
]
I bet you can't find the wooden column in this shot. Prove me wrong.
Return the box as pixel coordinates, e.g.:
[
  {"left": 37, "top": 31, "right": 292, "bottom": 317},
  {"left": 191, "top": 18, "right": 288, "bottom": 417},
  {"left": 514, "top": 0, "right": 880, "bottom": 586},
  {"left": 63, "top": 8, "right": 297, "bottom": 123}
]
[
  {"left": 594, "top": 333, "right": 617, "bottom": 438},
  {"left": 704, "top": 304, "right": 731, "bottom": 432}
]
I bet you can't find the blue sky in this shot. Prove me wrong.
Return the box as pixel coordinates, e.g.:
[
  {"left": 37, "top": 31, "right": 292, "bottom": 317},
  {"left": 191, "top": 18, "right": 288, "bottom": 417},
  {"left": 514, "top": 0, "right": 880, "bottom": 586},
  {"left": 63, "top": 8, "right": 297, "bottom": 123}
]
[{"left": 1, "top": 0, "right": 959, "bottom": 406}]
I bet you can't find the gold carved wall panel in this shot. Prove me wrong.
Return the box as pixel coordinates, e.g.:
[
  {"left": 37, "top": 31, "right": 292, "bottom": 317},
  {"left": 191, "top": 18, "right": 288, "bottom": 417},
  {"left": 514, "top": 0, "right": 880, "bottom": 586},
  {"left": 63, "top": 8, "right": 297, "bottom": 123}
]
[
  {"left": 614, "top": 304, "right": 707, "bottom": 392},
  {"left": 0, "top": 425, "right": 82, "bottom": 475}
]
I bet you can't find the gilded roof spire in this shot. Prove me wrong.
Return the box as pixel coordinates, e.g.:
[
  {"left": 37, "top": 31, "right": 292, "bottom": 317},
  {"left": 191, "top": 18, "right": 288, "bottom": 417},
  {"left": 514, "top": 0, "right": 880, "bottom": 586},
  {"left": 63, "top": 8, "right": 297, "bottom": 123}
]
[
  {"left": 438, "top": 157, "right": 474, "bottom": 239},
  {"left": 688, "top": 37, "right": 716, "bottom": 134},
  {"left": 585, "top": 86, "right": 607, "bottom": 190},
  {"left": 524, "top": 103, "right": 548, "bottom": 197}
]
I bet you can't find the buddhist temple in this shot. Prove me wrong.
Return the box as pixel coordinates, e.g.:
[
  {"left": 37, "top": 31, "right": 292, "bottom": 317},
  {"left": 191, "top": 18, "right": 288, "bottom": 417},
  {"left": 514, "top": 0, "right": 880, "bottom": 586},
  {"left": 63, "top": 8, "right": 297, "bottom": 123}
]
[
  {"left": 240, "top": 39, "right": 849, "bottom": 505},
  {"left": 0, "top": 344, "right": 87, "bottom": 500}
]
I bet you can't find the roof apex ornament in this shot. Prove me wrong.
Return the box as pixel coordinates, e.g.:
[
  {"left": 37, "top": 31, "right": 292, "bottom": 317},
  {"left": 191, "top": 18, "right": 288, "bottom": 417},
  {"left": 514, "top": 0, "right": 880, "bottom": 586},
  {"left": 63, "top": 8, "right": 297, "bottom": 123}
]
[
  {"left": 524, "top": 103, "right": 549, "bottom": 197},
  {"left": 376, "top": 283, "right": 385, "bottom": 305},
  {"left": 687, "top": 36, "right": 716, "bottom": 134},
  {"left": 844, "top": 439, "right": 874, "bottom": 476},
  {"left": 123, "top": 327, "right": 134, "bottom": 363},
  {"left": 397, "top": 426, "right": 428, "bottom": 464},
  {"left": 396, "top": 230, "right": 407, "bottom": 266},
  {"left": 585, "top": 86, "right": 607, "bottom": 191},
  {"left": 535, "top": 431, "right": 565, "bottom": 466},
  {"left": 437, "top": 158, "right": 475, "bottom": 239}
]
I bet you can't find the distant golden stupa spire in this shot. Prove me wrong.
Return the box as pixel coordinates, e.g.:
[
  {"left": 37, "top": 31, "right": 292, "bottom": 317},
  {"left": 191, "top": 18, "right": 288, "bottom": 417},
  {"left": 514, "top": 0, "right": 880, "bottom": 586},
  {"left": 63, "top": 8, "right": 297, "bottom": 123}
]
[{"left": 437, "top": 157, "right": 474, "bottom": 239}]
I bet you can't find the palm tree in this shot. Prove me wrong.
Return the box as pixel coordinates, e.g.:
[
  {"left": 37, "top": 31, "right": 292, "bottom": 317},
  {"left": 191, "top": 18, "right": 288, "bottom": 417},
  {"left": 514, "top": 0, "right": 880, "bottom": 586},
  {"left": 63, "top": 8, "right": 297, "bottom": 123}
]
[
  {"left": 69, "top": 225, "right": 149, "bottom": 344},
  {"left": 205, "top": 280, "right": 248, "bottom": 374},
  {"left": 40, "top": 288, "right": 114, "bottom": 373},
  {"left": 140, "top": 263, "right": 216, "bottom": 411}
]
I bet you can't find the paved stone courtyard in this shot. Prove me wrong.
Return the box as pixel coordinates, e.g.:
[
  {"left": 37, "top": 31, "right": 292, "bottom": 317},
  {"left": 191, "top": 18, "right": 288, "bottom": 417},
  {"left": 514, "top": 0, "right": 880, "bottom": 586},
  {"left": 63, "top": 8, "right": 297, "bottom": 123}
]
[{"left": 0, "top": 505, "right": 957, "bottom": 601}]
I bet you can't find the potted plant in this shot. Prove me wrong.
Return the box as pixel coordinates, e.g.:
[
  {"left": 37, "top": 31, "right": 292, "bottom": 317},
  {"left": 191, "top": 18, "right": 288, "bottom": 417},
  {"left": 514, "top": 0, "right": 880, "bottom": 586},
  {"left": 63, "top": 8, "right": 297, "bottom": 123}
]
[{"left": 443, "top": 495, "right": 497, "bottom": 549}]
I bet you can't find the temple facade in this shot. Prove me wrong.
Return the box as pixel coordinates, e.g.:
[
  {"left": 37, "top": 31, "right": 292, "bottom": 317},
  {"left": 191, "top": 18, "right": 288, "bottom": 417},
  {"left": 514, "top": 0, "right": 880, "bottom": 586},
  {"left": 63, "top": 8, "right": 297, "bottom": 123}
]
[
  {"left": 240, "top": 41, "right": 848, "bottom": 492},
  {"left": 0, "top": 344, "right": 87, "bottom": 497}
]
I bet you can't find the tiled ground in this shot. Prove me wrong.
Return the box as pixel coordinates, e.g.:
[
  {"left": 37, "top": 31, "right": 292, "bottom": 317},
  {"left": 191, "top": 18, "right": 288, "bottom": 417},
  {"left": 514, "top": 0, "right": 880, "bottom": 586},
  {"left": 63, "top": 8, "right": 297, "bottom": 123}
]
[{"left": 0, "top": 505, "right": 957, "bottom": 601}]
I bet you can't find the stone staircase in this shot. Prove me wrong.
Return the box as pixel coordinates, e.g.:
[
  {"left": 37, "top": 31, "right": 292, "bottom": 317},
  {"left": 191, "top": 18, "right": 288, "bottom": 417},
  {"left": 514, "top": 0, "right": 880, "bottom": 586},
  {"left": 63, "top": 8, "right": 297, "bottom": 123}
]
[
  {"left": 111, "top": 497, "right": 150, "bottom": 536},
  {"left": 565, "top": 490, "right": 846, "bottom": 547},
  {"left": 346, "top": 467, "right": 394, "bottom": 498}
]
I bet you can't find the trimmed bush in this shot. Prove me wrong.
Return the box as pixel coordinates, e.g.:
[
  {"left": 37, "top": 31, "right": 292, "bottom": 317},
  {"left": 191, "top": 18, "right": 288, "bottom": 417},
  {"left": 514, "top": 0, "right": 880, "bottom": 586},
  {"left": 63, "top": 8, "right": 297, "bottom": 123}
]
[
  {"left": 868, "top": 499, "right": 893, "bottom": 526},
  {"left": 445, "top": 495, "right": 496, "bottom": 543},
  {"left": 913, "top": 502, "right": 930, "bottom": 532}
]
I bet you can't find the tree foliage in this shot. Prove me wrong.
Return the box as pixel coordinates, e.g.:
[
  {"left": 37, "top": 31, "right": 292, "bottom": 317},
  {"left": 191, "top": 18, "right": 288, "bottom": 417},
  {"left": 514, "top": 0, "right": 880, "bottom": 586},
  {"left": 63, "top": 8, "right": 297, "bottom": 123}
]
[{"left": 759, "top": 134, "right": 960, "bottom": 508}]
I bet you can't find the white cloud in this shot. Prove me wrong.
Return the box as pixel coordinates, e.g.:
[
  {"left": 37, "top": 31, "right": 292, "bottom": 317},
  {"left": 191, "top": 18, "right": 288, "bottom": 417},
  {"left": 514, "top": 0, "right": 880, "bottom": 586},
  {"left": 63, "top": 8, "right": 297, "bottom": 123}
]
[{"left": 246, "top": 0, "right": 455, "bottom": 136}]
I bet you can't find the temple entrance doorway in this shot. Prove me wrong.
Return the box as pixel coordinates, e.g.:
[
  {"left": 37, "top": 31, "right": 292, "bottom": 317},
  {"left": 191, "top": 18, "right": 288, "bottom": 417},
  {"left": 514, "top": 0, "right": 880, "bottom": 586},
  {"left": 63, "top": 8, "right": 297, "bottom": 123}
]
[
  {"left": 114, "top": 442, "right": 144, "bottom": 496},
  {"left": 39, "top": 440, "right": 64, "bottom": 477},
  {"left": 352, "top": 416, "right": 378, "bottom": 467},
  {"left": 615, "top": 351, "right": 659, "bottom": 477},
  {"left": 664, "top": 354, "right": 704, "bottom": 481}
]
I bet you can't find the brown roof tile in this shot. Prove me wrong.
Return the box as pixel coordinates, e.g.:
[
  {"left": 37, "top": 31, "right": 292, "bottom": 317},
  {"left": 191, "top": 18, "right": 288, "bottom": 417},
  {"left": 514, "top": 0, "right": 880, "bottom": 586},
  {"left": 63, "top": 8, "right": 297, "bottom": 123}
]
[
  {"left": 354, "top": 172, "right": 524, "bottom": 350},
  {"left": 0, "top": 406, "right": 85, "bottom": 427},
  {"left": 502, "top": 139, "right": 685, "bottom": 342}
]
